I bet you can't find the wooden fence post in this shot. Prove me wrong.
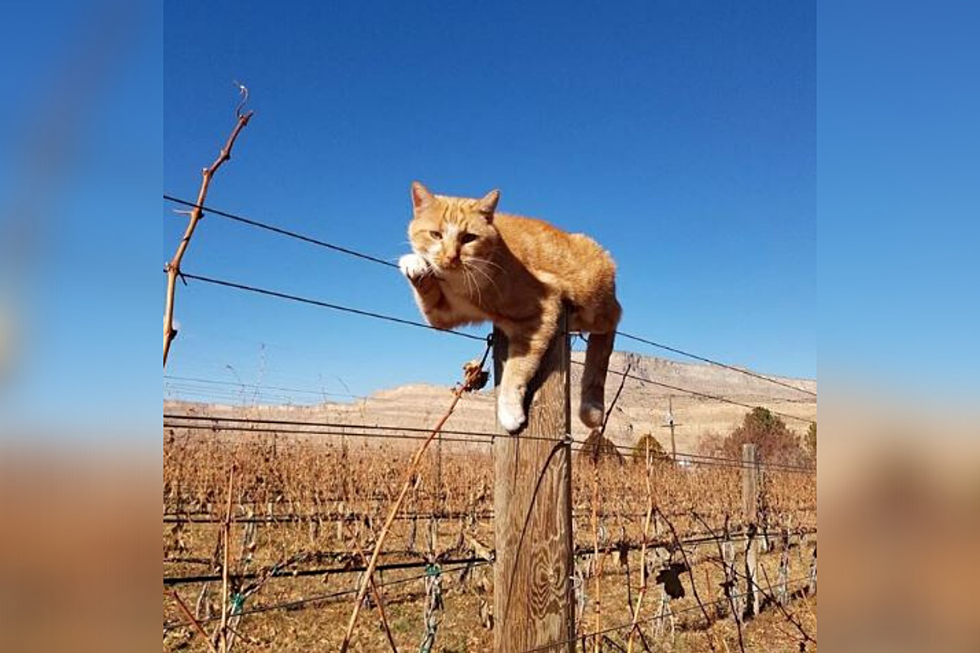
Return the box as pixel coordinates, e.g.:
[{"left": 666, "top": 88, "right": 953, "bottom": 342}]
[
  {"left": 741, "top": 443, "right": 761, "bottom": 618},
  {"left": 493, "top": 308, "right": 575, "bottom": 653}
]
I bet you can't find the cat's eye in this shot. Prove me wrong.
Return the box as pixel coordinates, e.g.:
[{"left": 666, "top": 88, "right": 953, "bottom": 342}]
[
  {"left": 460, "top": 233, "right": 478, "bottom": 244},
  {"left": 428, "top": 230, "right": 442, "bottom": 240}
]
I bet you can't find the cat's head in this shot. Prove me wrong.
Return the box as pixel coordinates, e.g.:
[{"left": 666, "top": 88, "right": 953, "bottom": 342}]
[{"left": 408, "top": 181, "right": 500, "bottom": 273}]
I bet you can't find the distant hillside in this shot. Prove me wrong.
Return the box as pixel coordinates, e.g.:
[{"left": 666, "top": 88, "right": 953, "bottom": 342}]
[{"left": 164, "top": 351, "right": 816, "bottom": 454}]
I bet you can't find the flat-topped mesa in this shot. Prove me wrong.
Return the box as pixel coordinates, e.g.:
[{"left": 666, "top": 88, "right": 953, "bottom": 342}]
[{"left": 164, "top": 352, "right": 817, "bottom": 456}]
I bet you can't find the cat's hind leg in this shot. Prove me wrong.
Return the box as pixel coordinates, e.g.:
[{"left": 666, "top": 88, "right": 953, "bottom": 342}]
[
  {"left": 576, "top": 294, "right": 621, "bottom": 427},
  {"left": 580, "top": 330, "right": 616, "bottom": 427}
]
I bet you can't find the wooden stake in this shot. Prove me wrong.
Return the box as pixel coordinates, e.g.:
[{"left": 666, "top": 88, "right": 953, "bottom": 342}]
[
  {"left": 339, "top": 344, "right": 492, "bottom": 653},
  {"left": 220, "top": 467, "right": 234, "bottom": 653},
  {"left": 168, "top": 589, "right": 219, "bottom": 653},
  {"left": 659, "top": 396, "right": 682, "bottom": 462},
  {"left": 741, "top": 444, "right": 761, "bottom": 619},
  {"left": 492, "top": 308, "right": 574, "bottom": 653}
]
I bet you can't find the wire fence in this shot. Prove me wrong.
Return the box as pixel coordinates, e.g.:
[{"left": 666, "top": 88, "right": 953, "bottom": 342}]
[
  {"left": 164, "top": 413, "right": 815, "bottom": 473},
  {"left": 163, "top": 560, "right": 492, "bottom": 633},
  {"left": 163, "top": 194, "right": 816, "bottom": 402},
  {"left": 162, "top": 192, "right": 817, "bottom": 651},
  {"left": 169, "top": 266, "right": 815, "bottom": 428}
]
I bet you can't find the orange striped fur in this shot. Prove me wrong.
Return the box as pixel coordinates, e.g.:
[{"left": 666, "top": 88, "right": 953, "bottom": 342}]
[{"left": 399, "top": 182, "right": 621, "bottom": 433}]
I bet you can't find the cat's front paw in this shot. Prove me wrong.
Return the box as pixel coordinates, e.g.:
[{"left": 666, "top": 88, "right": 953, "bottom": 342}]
[
  {"left": 399, "top": 253, "right": 431, "bottom": 282},
  {"left": 497, "top": 392, "right": 526, "bottom": 434}
]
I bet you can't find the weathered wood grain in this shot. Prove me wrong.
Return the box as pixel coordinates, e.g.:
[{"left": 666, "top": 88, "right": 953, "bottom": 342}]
[{"left": 493, "top": 310, "right": 575, "bottom": 653}]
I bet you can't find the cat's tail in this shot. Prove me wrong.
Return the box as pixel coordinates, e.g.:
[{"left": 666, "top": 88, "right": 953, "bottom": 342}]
[{"left": 579, "top": 330, "right": 617, "bottom": 428}]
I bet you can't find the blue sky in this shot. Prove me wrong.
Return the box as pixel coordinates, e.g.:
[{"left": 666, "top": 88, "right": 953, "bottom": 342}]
[
  {"left": 164, "top": 1, "right": 815, "bottom": 402},
  {"left": 1, "top": 0, "right": 161, "bottom": 432}
]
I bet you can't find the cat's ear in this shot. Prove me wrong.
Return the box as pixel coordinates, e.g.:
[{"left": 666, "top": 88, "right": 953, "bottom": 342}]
[
  {"left": 476, "top": 189, "right": 500, "bottom": 220},
  {"left": 411, "top": 181, "right": 434, "bottom": 210}
]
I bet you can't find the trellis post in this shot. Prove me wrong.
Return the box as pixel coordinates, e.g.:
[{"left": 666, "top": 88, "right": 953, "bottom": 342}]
[{"left": 493, "top": 308, "right": 575, "bottom": 653}]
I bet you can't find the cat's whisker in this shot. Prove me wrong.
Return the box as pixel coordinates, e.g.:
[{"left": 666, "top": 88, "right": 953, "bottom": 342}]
[
  {"left": 469, "top": 260, "right": 504, "bottom": 298},
  {"left": 463, "top": 265, "right": 484, "bottom": 306},
  {"left": 466, "top": 259, "right": 495, "bottom": 280},
  {"left": 472, "top": 269, "right": 484, "bottom": 306},
  {"left": 466, "top": 267, "right": 493, "bottom": 294},
  {"left": 459, "top": 263, "right": 477, "bottom": 297},
  {"left": 472, "top": 267, "right": 498, "bottom": 297},
  {"left": 469, "top": 257, "right": 505, "bottom": 273},
  {"left": 465, "top": 261, "right": 501, "bottom": 296}
]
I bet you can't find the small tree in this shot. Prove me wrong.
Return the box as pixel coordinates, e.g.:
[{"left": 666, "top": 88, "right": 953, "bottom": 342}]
[
  {"left": 705, "top": 408, "right": 806, "bottom": 466},
  {"left": 579, "top": 429, "right": 624, "bottom": 465},
  {"left": 631, "top": 434, "right": 670, "bottom": 465},
  {"left": 697, "top": 431, "right": 725, "bottom": 458}
]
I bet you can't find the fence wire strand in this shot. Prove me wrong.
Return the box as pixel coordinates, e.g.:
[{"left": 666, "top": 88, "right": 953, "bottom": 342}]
[
  {"left": 161, "top": 194, "right": 817, "bottom": 647},
  {"left": 178, "top": 271, "right": 485, "bottom": 341},
  {"left": 164, "top": 414, "right": 815, "bottom": 473},
  {"left": 163, "top": 194, "right": 816, "bottom": 400}
]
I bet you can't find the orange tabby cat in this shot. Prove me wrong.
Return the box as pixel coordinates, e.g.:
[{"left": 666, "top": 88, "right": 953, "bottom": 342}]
[{"left": 399, "top": 182, "right": 622, "bottom": 433}]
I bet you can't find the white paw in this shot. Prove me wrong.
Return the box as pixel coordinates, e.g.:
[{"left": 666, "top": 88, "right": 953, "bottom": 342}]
[
  {"left": 497, "top": 394, "right": 526, "bottom": 433},
  {"left": 399, "top": 253, "right": 431, "bottom": 281}
]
